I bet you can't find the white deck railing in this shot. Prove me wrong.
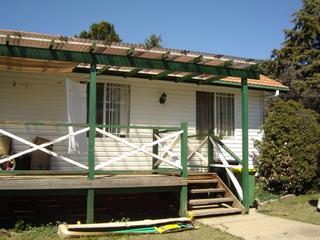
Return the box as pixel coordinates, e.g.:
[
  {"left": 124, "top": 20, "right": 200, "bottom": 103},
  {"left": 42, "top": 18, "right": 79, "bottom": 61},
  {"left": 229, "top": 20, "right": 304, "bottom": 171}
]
[
  {"left": 0, "top": 122, "right": 184, "bottom": 172},
  {"left": 0, "top": 128, "right": 89, "bottom": 170}
]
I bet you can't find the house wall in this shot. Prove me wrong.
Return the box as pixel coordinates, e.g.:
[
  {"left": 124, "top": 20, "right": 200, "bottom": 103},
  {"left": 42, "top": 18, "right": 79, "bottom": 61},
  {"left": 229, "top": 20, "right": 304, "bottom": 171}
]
[{"left": 0, "top": 70, "right": 264, "bottom": 171}]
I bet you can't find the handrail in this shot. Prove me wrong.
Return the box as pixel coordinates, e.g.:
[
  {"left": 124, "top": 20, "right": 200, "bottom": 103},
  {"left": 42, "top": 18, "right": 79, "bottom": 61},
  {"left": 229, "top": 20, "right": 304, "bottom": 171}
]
[
  {"left": 96, "top": 124, "right": 181, "bottom": 131},
  {"left": 0, "top": 120, "right": 182, "bottom": 131},
  {"left": 210, "top": 136, "right": 242, "bottom": 164},
  {"left": 187, "top": 133, "right": 207, "bottom": 138},
  {"left": 0, "top": 122, "right": 183, "bottom": 136},
  {"left": 0, "top": 120, "right": 87, "bottom": 127},
  {"left": 211, "top": 138, "right": 243, "bottom": 200}
]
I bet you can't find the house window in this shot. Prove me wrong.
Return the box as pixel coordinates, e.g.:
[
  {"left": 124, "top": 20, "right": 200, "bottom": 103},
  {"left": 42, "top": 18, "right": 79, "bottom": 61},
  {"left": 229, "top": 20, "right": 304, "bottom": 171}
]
[
  {"left": 216, "top": 93, "right": 234, "bottom": 137},
  {"left": 196, "top": 91, "right": 234, "bottom": 137},
  {"left": 95, "top": 83, "right": 130, "bottom": 136},
  {"left": 196, "top": 91, "right": 215, "bottom": 135}
]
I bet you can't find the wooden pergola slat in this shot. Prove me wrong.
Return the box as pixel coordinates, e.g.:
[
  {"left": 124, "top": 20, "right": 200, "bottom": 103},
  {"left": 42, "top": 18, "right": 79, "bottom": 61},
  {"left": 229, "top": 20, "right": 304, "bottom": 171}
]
[{"left": 0, "top": 45, "right": 260, "bottom": 80}]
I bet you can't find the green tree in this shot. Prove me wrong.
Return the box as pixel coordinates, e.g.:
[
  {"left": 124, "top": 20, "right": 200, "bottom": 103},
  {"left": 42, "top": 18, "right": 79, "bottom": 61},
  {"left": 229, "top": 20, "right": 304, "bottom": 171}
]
[
  {"left": 77, "top": 20, "right": 121, "bottom": 44},
  {"left": 145, "top": 34, "right": 162, "bottom": 49},
  {"left": 270, "top": 0, "right": 320, "bottom": 112},
  {"left": 255, "top": 99, "right": 320, "bottom": 194}
]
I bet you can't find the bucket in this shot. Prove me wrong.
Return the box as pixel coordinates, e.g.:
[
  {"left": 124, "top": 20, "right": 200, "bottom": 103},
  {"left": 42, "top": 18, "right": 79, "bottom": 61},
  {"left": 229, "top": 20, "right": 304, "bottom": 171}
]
[
  {"left": 0, "top": 135, "right": 11, "bottom": 156},
  {"left": 30, "top": 137, "right": 52, "bottom": 170}
]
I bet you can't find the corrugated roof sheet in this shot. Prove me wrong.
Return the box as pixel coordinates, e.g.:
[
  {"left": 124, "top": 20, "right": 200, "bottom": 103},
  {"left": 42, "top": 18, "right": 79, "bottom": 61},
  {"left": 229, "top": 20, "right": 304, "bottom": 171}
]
[{"left": 0, "top": 29, "right": 261, "bottom": 65}]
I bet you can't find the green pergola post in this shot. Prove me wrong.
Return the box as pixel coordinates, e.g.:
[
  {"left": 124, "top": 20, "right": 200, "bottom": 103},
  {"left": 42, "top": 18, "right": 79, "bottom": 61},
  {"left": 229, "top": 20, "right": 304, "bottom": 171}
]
[
  {"left": 241, "top": 77, "right": 250, "bottom": 212},
  {"left": 179, "top": 122, "right": 188, "bottom": 217},
  {"left": 86, "top": 189, "right": 94, "bottom": 223},
  {"left": 152, "top": 129, "right": 159, "bottom": 170},
  {"left": 207, "top": 128, "right": 214, "bottom": 172},
  {"left": 87, "top": 63, "right": 97, "bottom": 223},
  {"left": 88, "top": 63, "right": 97, "bottom": 179}
]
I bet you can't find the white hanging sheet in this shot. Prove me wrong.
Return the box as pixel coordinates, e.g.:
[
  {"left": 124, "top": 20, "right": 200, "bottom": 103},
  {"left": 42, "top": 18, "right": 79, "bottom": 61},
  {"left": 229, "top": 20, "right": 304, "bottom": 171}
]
[{"left": 66, "top": 78, "right": 87, "bottom": 154}]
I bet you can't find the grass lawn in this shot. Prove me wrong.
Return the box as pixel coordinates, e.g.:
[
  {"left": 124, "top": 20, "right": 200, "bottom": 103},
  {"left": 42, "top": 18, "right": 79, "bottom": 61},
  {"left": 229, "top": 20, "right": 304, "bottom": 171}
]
[
  {"left": 0, "top": 223, "right": 240, "bottom": 240},
  {"left": 257, "top": 193, "right": 320, "bottom": 225}
]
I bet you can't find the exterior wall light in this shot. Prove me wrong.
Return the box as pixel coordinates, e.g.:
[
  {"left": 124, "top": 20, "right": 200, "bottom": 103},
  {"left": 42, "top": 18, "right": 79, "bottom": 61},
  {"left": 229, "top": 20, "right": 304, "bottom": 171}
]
[{"left": 159, "top": 92, "right": 167, "bottom": 104}]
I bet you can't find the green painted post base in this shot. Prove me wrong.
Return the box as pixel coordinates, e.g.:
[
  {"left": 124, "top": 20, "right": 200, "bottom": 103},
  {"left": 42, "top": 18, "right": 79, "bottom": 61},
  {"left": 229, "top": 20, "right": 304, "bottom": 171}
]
[
  {"left": 179, "top": 122, "right": 188, "bottom": 217},
  {"left": 86, "top": 189, "right": 94, "bottom": 223},
  {"left": 207, "top": 128, "right": 214, "bottom": 172},
  {"left": 179, "top": 186, "right": 188, "bottom": 217}
]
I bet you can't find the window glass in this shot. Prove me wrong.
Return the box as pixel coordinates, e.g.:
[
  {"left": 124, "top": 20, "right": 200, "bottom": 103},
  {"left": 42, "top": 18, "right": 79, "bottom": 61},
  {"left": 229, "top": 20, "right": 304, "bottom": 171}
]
[
  {"left": 216, "top": 93, "right": 234, "bottom": 137},
  {"left": 196, "top": 91, "right": 215, "bottom": 135},
  {"left": 91, "top": 83, "right": 130, "bottom": 136},
  {"left": 196, "top": 91, "right": 234, "bottom": 137}
]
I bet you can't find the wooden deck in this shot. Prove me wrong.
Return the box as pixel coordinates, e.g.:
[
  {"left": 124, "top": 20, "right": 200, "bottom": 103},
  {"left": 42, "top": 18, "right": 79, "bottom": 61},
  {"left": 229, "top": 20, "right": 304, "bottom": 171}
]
[{"left": 0, "top": 174, "right": 187, "bottom": 190}]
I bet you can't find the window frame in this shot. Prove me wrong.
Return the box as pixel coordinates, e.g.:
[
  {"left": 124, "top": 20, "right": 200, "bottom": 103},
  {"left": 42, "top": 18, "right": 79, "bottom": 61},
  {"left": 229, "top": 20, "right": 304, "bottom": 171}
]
[
  {"left": 89, "top": 82, "right": 131, "bottom": 137},
  {"left": 215, "top": 92, "right": 235, "bottom": 138},
  {"left": 196, "top": 91, "right": 235, "bottom": 138}
]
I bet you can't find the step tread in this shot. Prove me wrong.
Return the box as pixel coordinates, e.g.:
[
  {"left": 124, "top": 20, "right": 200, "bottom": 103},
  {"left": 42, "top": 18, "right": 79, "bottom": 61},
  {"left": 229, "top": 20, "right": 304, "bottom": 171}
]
[
  {"left": 189, "top": 197, "right": 233, "bottom": 205},
  {"left": 187, "top": 179, "right": 218, "bottom": 184},
  {"left": 189, "top": 204, "right": 227, "bottom": 210},
  {"left": 191, "top": 207, "right": 242, "bottom": 217},
  {"left": 187, "top": 173, "right": 217, "bottom": 176},
  {"left": 189, "top": 188, "right": 225, "bottom": 194}
]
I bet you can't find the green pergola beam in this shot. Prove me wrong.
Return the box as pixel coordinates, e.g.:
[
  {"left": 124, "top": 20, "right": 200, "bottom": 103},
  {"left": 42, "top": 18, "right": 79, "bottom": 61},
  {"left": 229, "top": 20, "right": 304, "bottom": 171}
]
[
  {"left": 127, "top": 47, "right": 135, "bottom": 56},
  {"left": 161, "top": 51, "right": 170, "bottom": 60},
  {"left": 224, "top": 60, "right": 234, "bottom": 67},
  {"left": 248, "top": 64, "right": 259, "bottom": 71},
  {"left": 89, "top": 42, "right": 96, "bottom": 53},
  {"left": 151, "top": 70, "right": 171, "bottom": 80},
  {"left": 190, "top": 55, "right": 203, "bottom": 63},
  {"left": 5, "top": 34, "right": 10, "bottom": 45},
  {"left": 0, "top": 45, "right": 260, "bottom": 79},
  {"left": 175, "top": 73, "right": 199, "bottom": 82},
  {"left": 97, "top": 66, "right": 111, "bottom": 75},
  {"left": 124, "top": 67, "right": 142, "bottom": 78},
  {"left": 198, "top": 75, "right": 227, "bottom": 85},
  {"left": 73, "top": 66, "right": 287, "bottom": 92},
  {"left": 49, "top": 39, "right": 55, "bottom": 49}
]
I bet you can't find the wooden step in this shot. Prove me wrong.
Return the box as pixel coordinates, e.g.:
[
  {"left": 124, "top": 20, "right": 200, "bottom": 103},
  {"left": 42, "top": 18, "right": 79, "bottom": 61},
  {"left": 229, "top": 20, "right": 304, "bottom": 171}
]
[
  {"left": 191, "top": 207, "right": 242, "bottom": 217},
  {"left": 189, "top": 188, "right": 225, "bottom": 194},
  {"left": 189, "top": 202, "right": 234, "bottom": 210},
  {"left": 189, "top": 197, "right": 233, "bottom": 206},
  {"left": 187, "top": 179, "right": 218, "bottom": 184},
  {"left": 189, "top": 204, "right": 224, "bottom": 210},
  {"left": 187, "top": 173, "right": 217, "bottom": 177}
]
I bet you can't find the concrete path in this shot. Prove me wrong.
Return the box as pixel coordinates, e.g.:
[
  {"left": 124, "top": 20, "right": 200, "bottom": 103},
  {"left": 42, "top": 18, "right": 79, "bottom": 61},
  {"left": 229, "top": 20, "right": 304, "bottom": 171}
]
[{"left": 198, "top": 209, "right": 320, "bottom": 240}]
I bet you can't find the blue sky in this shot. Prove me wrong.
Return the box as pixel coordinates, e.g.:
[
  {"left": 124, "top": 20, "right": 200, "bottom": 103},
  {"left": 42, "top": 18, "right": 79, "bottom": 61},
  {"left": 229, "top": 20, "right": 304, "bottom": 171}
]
[{"left": 1, "top": 0, "right": 302, "bottom": 59}]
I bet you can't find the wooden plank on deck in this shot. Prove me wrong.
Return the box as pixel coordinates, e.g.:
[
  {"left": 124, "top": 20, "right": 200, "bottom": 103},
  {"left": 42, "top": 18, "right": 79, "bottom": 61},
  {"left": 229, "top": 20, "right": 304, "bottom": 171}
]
[{"left": 0, "top": 175, "right": 187, "bottom": 190}]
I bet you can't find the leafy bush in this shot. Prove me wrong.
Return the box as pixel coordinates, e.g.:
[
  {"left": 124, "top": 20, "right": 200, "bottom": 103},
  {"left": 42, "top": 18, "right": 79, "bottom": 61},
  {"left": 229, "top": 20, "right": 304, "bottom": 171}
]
[
  {"left": 255, "top": 181, "right": 282, "bottom": 202},
  {"left": 13, "top": 220, "right": 31, "bottom": 233},
  {"left": 255, "top": 99, "right": 320, "bottom": 194}
]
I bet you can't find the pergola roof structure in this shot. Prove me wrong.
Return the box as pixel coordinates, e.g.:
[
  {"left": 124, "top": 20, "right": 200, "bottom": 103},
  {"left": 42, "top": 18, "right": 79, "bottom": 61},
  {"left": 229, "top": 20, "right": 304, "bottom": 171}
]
[{"left": 0, "top": 29, "right": 288, "bottom": 91}]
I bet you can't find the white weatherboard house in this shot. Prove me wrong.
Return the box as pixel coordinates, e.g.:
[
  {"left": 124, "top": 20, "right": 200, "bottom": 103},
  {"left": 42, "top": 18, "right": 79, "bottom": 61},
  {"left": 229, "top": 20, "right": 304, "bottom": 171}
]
[{"left": 0, "top": 30, "right": 288, "bottom": 224}]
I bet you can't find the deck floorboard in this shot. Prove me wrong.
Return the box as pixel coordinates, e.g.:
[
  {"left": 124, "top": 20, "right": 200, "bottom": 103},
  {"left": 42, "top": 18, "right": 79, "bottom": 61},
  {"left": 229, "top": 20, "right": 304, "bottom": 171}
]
[{"left": 0, "top": 174, "right": 186, "bottom": 190}]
